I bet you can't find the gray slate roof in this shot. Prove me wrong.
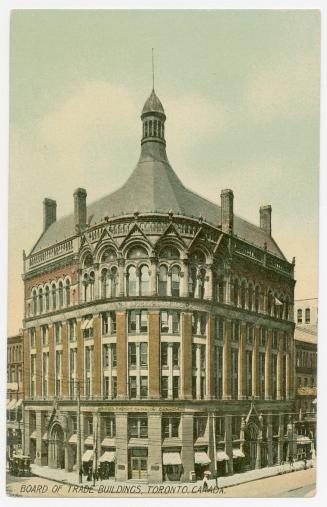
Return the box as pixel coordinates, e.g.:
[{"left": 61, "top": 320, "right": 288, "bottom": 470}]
[{"left": 30, "top": 139, "right": 286, "bottom": 260}]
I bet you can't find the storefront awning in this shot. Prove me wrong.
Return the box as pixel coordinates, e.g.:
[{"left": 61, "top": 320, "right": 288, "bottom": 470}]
[
  {"left": 233, "top": 448, "right": 245, "bottom": 459},
  {"left": 101, "top": 437, "right": 115, "bottom": 447},
  {"left": 194, "top": 451, "right": 211, "bottom": 465},
  {"left": 82, "top": 449, "right": 94, "bottom": 462},
  {"left": 84, "top": 435, "right": 94, "bottom": 445},
  {"left": 16, "top": 399, "right": 23, "bottom": 408},
  {"left": 69, "top": 434, "right": 78, "bottom": 444},
  {"left": 30, "top": 430, "right": 37, "bottom": 439},
  {"left": 163, "top": 452, "right": 182, "bottom": 466},
  {"left": 42, "top": 431, "right": 48, "bottom": 440},
  {"left": 99, "top": 451, "right": 116, "bottom": 463},
  {"left": 7, "top": 399, "right": 17, "bottom": 410},
  {"left": 217, "top": 451, "right": 229, "bottom": 462},
  {"left": 81, "top": 318, "right": 93, "bottom": 330},
  {"left": 297, "top": 436, "right": 311, "bottom": 445}
]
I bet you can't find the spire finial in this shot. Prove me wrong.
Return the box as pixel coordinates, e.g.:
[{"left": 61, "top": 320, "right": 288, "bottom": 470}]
[{"left": 152, "top": 48, "right": 155, "bottom": 91}]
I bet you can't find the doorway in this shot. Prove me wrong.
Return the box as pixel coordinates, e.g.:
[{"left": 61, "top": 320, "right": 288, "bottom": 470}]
[{"left": 129, "top": 449, "right": 148, "bottom": 480}]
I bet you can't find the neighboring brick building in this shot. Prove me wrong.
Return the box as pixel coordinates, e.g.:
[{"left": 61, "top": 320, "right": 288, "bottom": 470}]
[
  {"left": 7, "top": 333, "right": 24, "bottom": 457},
  {"left": 21, "top": 89, "right": 297, "bottom": 481},
  {"left": 294, "top": 298, "right": 317, "bottom": 460}
]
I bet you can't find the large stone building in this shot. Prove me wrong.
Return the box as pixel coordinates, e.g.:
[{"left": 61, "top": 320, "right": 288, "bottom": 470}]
[
  {"left": 22, "top": 88, "right": 297, "bottom": 482},
  {"left": 7, "top": 333, "right": 24, "bottom": 457},
  {"left": 294, "top": 298, "right": 317, "bottom": 460}
]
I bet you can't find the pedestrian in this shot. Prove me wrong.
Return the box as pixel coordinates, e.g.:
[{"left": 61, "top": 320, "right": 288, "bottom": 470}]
[
  {"left": 79, "top": 466, "right": 83, "bottom": 483},
  {"left": 203, "top": 474, "right": 208, "bottom": 492},
  {"left": 304, "top": 457, "right": 307, "bottom": 470}
]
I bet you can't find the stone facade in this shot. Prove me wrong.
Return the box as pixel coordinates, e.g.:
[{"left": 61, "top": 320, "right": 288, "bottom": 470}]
[{"left": 21, "top": 89, "right": 297, "bottom": 481}]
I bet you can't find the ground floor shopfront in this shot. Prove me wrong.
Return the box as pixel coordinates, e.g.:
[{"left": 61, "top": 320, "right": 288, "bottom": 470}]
[{"left": 23, "top": 400, "right": 297, "bottom": 483}]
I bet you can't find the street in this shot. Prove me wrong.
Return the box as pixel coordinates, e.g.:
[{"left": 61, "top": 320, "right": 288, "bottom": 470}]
[{"left": 6, "top": 468, "right": 316, "bottom": 498}]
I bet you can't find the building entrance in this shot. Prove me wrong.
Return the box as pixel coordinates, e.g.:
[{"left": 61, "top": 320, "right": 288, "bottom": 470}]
[
  {"left": 129, "top": 449, "right": 148, "bottom": 480},
  {"left": 243, "top": 423, "right": 258, "bottom": 470},
  {"left": 48, "top": 424, "right": 65, "bottom": 469}
]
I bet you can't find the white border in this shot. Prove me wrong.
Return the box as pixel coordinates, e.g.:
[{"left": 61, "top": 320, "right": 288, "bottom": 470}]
[{"left": 1, "top": 1, "right": 326, "bottom": 507}]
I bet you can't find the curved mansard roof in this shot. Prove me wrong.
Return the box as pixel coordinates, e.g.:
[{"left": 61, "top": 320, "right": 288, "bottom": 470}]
[{"left": 30, "top": 91, "right": 286, "bottom": 261}]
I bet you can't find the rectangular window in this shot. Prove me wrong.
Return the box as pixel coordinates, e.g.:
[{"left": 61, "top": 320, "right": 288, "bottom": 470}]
[
  {"left": 103, "top": 344, "right": 109, "bottom": 368},
  {"left": 192, "top": 344, "right": 197, "bottom": 369},
  {"left": 173, "top": 343, "right": 180, "bottom": 367},
  {"left": 161, "top": 376, "right": 168, "bottom": 398},
  {"left": 140, "top": 376, "right": 148, "bottom": 398},
  {"left": 140, "top": 342, "right": 148, "bottom": 368},
  {"left": 68, "top": 319, "right": 76, "bottom": 341},
  {"left": 161, "top": 342, "right": 168, "bottom": 366},
  {"left": 160, "top": 311, "right": 169, "bottom": 333},
  {"left": 111, "top": 344, "right": 117, "bottom": 367},
  {"left": 110, "top": 312, "right": 116, "bottom": 334},
  {"left": 41, "top": 325, "right": 48, "bottom": 346},
  {"left": 162, "top": 417, "right": 170, "bottom": 438},
  {"left": 112, "top": 376, "right": 117, "bottom": 398},
  {"left": 30, "top": 328, "right": 36, "bottom": 348},
  {"left": 128, "top": 311, "right": 137, "bottom": 333},
  {"left": 128, "top": 415, "right": 148, "bottom": 438},
  {"left": 260, "top": 327, "right": 266, "bottom": 347},
  {"left": 173, "top": 376, "right": 179, "bottom": 399},
  {"left": 140, "top": 311, "right": 148, "bottom": 333},
  {"left": 102, "top": 313, "right": 109, "bottom": 335},
  {"left": 172, "top": 311, "right": 180, "bottom": 334},
  {"left": 129, "top": 376, "right": 137, "bottom": 398},
  {"left": 103, "top": 377, "right": 109, "bottom": 398},
  {"left": 297, "top": 309, "right": 302, "bottom": 324},
  {"left": 194, "top": 416, "right": 207, "bottom": 439},
  {"left": 200, "top": 345, "right": 206, "bottom": 370},
  {"left": 55, "top": 322, "right": 62, "bottom": 344},
  {"left": 85, "top": 347, "right": 91, "bottom": 372},
  {"left": 129, "top": 343, "right": 137, "bottom": 367},
  {"left": 104, "top": 416, "right": 116, "bottom": 437}
]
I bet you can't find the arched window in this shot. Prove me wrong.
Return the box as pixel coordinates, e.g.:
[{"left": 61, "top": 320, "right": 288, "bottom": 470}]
[
  {"left": 101, "top": 248, "right": 116, "bottom": 263},
  {"left": 285, "top": 299, "right": 290, "bottom": 321},
  {"left": 127, "top": 246, "right": 148, "bottom": 259},
  {"left": 83, "top": 274, "right": 89, "bottom": 302},
  {"left": 217, "top": 276, "right": 224, "bottom": 303},
  {"left": 51, "top": 284, "right": 57, "bottom": 310},
  {"left": 233, "top": 280, "right": 239, "bottom": 306},
  {"left": 198, "top": 269, "right": 206, "bottom": 299},
  {"left": 145, "top": 122, "right": 148, "bottom": 137},
  {"left": 32, "top": 290, "right": 37, "bottom": 315},
  {"left": 240, "top": 282, "right": 246, "bottom": 309},
  {"left": 154, "top": 120, "right": 157, "bottom": 136},
  {"left": 140, "top": 265, "right": 149, "bottom": 296},
  {"left": 101, "top": 268, "right": 108, "bottom": 299},
  {"left": 149, "top": 120, "right": 152, "bottom": 136},
  {"left": 188, "top": 268, "right": 197, "bottom": 297},
  {"left": 297, "top": 308, "right": 302, "bottom": 324},
  {"left": 89, "top": 272, "right": 95, "bottom": 300},
  {"left": 111, "top": 267, "right": 118, "bottom": 297},
  {"left": 248, "top": 284, "right": 253, "bottom": 311},
  {"left": 160, "top": 246, "right": 180, "bottom": 259},
  {"left": 305, "top": 308, "right": 311, "bottom": 324},
  {"left": 171, "top": 266, "right": 180, "bottom": 297},
  {"left": 84, "top": 253, "right": 93, "bottom": 268},
  {"left": 127, "top": 266, "right": 137, "bottom": 296},
  {"left": 158, "top": 265, "right": 168, "bottom": 296},
  {"left": 65, "top": 280, "right": 71, "bottom": 306},
  {"left": 254, "top": 286, "right": 260, "bottom": 313},
  {"left": 267, "top": 290, "right": 273, "bottom": 316},
  {"left": 38, "top": 288, "right": 43, "bottom": 314},
  {"left": 45, "top": 286, "right": 50, "bottom": 312},
  {"left": 58, "top": 282, "right": 64, "bottom": 308}
]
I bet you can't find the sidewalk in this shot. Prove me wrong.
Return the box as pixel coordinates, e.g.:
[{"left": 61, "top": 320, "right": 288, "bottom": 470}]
[{"left": 30, "top": 459, "right": 315, "bottom": 492}]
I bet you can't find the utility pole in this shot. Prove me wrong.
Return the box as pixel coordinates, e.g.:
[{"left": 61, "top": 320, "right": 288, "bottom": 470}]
[{"left": 76, "top": 380, "right": 82, "bottom": 483}]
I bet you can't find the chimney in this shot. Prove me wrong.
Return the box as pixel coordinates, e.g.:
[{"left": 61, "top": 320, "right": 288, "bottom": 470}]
[
  {"left": 220, "top": 189, "right": 234, "bottom": 234},
  {"left": 43, "top": 198, "right": 57, "bottom": 232},
  {"left": 74, "top": 188, "right": 87, "bottom": 230},
  {"left": 260, "top": 205, "right": 272, "bottom": 236}
]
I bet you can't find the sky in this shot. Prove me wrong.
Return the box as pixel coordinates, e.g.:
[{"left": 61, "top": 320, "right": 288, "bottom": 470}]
[{"left": 8, "top": 9, "right": 320, "bottom": 335}]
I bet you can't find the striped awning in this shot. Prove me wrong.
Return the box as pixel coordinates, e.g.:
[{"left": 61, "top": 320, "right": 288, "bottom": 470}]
[
  {"left": 99, "top": 451, "right": 116, "bottom": 463},
  {"left": 194, "top": 451, "right": 211, "bottom": 465},
  {"left": 163, "top": 452, "right": 182, "bottom": 465},
  {"left": 82, "top": 449, "right": 94, "bottom": 462},
  {"left": 233, "top": 448, "right": 245, "bottom": 459},
  {"left": 217, "top": 451, "right": 229, "bottom": 462}
]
